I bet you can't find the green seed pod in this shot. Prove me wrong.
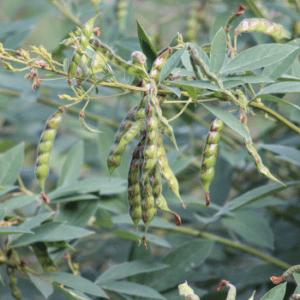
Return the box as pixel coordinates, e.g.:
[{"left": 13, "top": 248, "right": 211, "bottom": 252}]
[
  {"left": 150, "top": 48, "right": 172, "bottom": 83},
  {"left": 178, "top": 281, "right": 200, "bottom": 300},
  {"left": 88, "top": 38, "right": 148, "bottom": 78},
  {"left": 36, "top": 107, "right": 66, "bottom": 193},
  {"left": 200, "top": 118, "right": 223, "bottom": 206},
  {"left": 131, "top": 51, "right": 148, "bottom": 74},
  {"left": 283, "top": 264, "right": 300, "bottom": 277},
  {"left": 79, "top": 111, "right": 102, "bottom": 133},
  {"left": 68, "top": 16, "right": 98, "bottom": 81},
  {"left": 7, "top": 266, "right": 22, "bottom": 300},
  {"left": 189, "top": 45, "right": 223, "bottom": 88},
  {"left": 235, "top": 18, "right": 291, "bottom": 40},
  {"left": 157, "top": 132, "right": 186, "bottom": 208},
  {"left": 237, "top": 90, "right": 284, "bottom": 186},
  {"left": 107, "top": 118, "right": 145, "bottom": 174},
  {"left": 116, "top": 0, "right": 128, "bottom": 30}
]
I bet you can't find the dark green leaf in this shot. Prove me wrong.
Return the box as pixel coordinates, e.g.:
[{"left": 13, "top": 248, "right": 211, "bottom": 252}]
[
  {"left": 210, "top": 28, "right": 227, "bottom": 74},
  {"left": 45, "top": 272, "right": 108, "bottom": 298},
  {"left": 259, "top": 94, "right": 300, "bottom": 111},
  {"left": 136, "top": 21, "right": 158, "bottom": 69},
  {"left": 0, "top": 226, "right": 34, "bottom": 235},
  {"left": 96, "top": 261, "right": 168, "bottom": 284},
  {"left": 28, "top": 273, "right": 54, "bottom": 299},
  {"left": 0, "top": 143, "right": 24, "bottom": 185},
  {"left": 261, "top": 282, "right": 287, "bottom": 300},
  {"left": 58, "top": 141, "right": 84, "bottom": 187},
  {"left": 103, "top": 281, "right": 165, "bottom": 299},
  {"left": 258, "top": 81, "right": 300, "bottom": 95},
  {"left": 161, "top": 85, "right": 181, "bottom": 98},
  {"left": 159, "top": 46, "right": 187, "bottom": 83},
  {"left": 222, "top": 211, "right": 274, "bottom": 249},
  {"left": 221, "top": 44, "right": 298, "bottom": 73},
  {"left": 0, "top": 194, "right": 37, "bottom": 211},
  {"left": 221, "top": 74, "right": 273, "bottom": 89},
  {"left": 170, "top": 80, "right": 221, "bottom": 92},
  {"left": 202, "top": 104, "right": 251, "bottom": 140}
]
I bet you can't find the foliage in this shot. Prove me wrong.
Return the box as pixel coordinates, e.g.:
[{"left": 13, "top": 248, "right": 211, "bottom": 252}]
[{"left": 0, "top": 0, "right": 300, "bottom": 300}]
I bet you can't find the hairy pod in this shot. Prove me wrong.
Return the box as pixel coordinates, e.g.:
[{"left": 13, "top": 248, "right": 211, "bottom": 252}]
[
  {"left": 283, "top": 264, "right": 300, "bottom": 277},
  {"left": 178, "top": 281, "right": 200, "bottom": 300},
  {"left": 68, "top": 16, "right": 97, "bottom": 80},
  {"left": 157, "top": 133, "right": 186, "bottom": 208},
  {"left": 235, "top": 18, "right": 291, "bottom": 39},
  {"left": 36, "top": 107, "right": 66, "bottom": 193},
  {"left": 237, "top": 90, "right": 284, "bottom": 186},
  {"left": 200, "top": 118, "right": 224, "bottom": 206},
  {"left": 131, "top": 51, "right": 147, "bottom": 75},
  {"left": 189, "top": 45, "right": 223, "bottom": 89},
  {"left": 79, "top": 110, "right": 102, "bottom": 133},
  {"left": 88, "top": 38, "right": 148, "bottom": 77},
  {"left": 150, "top": 48, "right": 172, "bottom": 83},
  {"left": 107, "top": 118, "right": 145, "bottom": 174}
]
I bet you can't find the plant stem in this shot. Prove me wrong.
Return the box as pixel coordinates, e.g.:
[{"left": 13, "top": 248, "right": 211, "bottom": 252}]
[
  {"left": 249, "top": 102, "right": 300, "bottom": 135},
  {"left": 170, "top": 226, "right": 291, "bottom": 270}
]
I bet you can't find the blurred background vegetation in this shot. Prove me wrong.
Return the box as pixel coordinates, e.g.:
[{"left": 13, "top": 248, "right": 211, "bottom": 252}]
[{"left": 0, "top": 0, "right": 300, "bottom": 299}]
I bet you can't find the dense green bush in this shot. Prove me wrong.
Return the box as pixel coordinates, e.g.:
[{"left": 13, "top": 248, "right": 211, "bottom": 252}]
[{"left": 0, "top": 1, "right": 300, "bottom": 299}]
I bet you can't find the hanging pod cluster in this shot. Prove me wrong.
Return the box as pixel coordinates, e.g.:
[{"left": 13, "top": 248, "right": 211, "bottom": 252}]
[
  {"left": 35, "top": 107, "right": 66, "bottom": 203},
  {"left": 107, "top": 79, "right": 184, "bottom": 248},
  {"left": 236, "top": 90, "right": 284, "bottom": 186}
]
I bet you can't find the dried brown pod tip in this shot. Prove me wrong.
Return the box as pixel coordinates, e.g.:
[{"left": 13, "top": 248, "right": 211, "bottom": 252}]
[
  {"left": 217, "top": 280, "right": 228, "bottom": 291},
  {"left": 235, "top": 5, "right": 245, "bottom": 16},
  {"left": 205, "top": 192, "right": 210, "bottom": 206},
  {"left": 182, "top": 203, "right": 187, "bottom": 209},
  {"left": 93, "top": 27, "right": 100, "bottom": 36},
  {"left": 173, "top": 212, "right": 182, "bottom": 226},
  {"left": 270, "top": 276, "right": 285, "bottom": 284},
  {"left": 143, "top": 234, "right": 148, "bottom": 250},
  {"left": 41, "top": 192, "right": 50, "bottom": 204}
]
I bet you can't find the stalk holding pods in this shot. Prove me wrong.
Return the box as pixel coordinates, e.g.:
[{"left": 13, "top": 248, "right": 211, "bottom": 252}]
[
  {"left": 236, "top": 90, "right": 284, "bottom": 186},
  {"left": 88, "top": 38, "right": 148, "bottom": 78},
  {"left": 36, "top": 107, "right": 66, "bottom": 201},
  {"left": 68, "top": 15, "right": 98, "bottom": 81},
  {"left": 200, "top": 118, "right": 224, "bottom": 206},
  {"left": 235, "top": 18, "right": 291, "bottom": 40}
]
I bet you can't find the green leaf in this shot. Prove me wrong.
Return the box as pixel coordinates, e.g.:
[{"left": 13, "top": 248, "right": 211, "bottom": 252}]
[
  {"left": 0, "top": 194, "right": 37, "bottom": 211},
  {"left": 258, "top": 81, "right": 300, "bottom": 95},
  {"left": 59, "top": 141, "right": 84, "bottom": 187},
  {"left": 95, "top": 261, "right": 168, "bottom": 284},
  {"left": 170, "top": 33, "right": 180, "bottom": 47},
  {"left": 103, "top": 281, "right": 165, "bottom": 299},
  {"left": 159, "top": 46, "right": 187, "bottom": 83},
  {"left": 0, "top": 226, "right": 34, "bottom": 235},
  {"left": 263, "top": 47, "right": 300, "bottom": 80},
  {"left": 21, "top": 212, "right": 55, "bottom": 230},
  {"left": 211, "top": 12, "right": 231, "bottom": 41},
  {"left": 236, "top": 196, "right": 285, "bottom": 209},
  {"left": 202, "top": 104, "right": 251, "bottom": 140},
  {"left": 259, "top": 144, "right": 300, "bottom": 166},
  {"left": 28, "top": 272, "right": 54, "bottom": 299},
  {"left": 261, "top": 282, "right": 287, "bottom": 300},
  {"left": 53, "top": 283, "right": 79, "bottom": 300},
  {"left": 221, "top": 44, "right": 298, "bottom": 73},
  {"left": 222, "top": 211, "right": 274, "bottom": 249},
  {"left": 45, "top": 272, "right": 108, "bottom": 298},
  {"left": 0, "top": 186, "right": 6, "bottom": 190},
  {"left": 210, "top": 28, "right": 227, "bottom": 74},
  {"left": 0, "top": 209, "right": 5, "bottom": 221},
  {"left": 0, "top": 143, "right": 24, "bottom": 185},
  {"left": 221, "top": 74, "right": 273, "bottom": 89},
  {"left": 294, "top": 273, "right": 300, "bottom": 285},
  {"left": 161, "top": 85, "right": 181, "bottom": 98},
  {"left": 147, "top": 239, "right": 215, "bottom": 291},
  {"left": 113, "top": 230, "right": 172, "bottom": 248},
  {"left": 51, "top": 194, "right": 99, "bottom": 204},
  {"left": 259, "top": 94, "right": 300, "bottom": 111},
  {"left": 136, "top": 21, "right": 158, "bottom": 69},
  {"left": 170, "top": 80, "right": 221, "bottom": 92},
  {"left": 11, "top": 222, "right": 95, "bottom": 247},
  {"left": 215, "top": 181, "right": 299, "bottom": 216}
]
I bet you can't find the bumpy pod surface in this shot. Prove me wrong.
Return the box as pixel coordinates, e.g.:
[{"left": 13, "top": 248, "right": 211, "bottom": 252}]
[
  {"left": 189, "top": 46, "right": 223, "bottom": 88},
  {"left": 68, "top": 16, "right": 97, "bottom": 80},
  {"left": 36, "top": 107, "right": 66, "bottom": 192},
  {"left": 283, "top": 264, "right": 300, "bottom": 277},
  {"left": 128, "top": 139, "right": 145, "bottom": 228},
  {"left": 178, "top": 281, "right": 200, "bottom": 300},
  {"left": 200, "top": 118, "right": 224, "bottom": 206},
  {"left": 235, "top": 18, "right": 291, "bottom": 39},
  {"left": 236, "top": 90, "right": 284, "bottom": 185},
  {"left": 88, "top": 38, "right": 148, "bottom": 77},
  {"left": 131, "top": 51, "right": 147, "bottom": 74},
  {"left": 7, "top": 266, "right": 22, "bottom": 300},
  {"left": 150, "top": 48, "right": 172, "bottom": 83},
  {"left": 107, "top": 118, "right": 145, "bottom": 175},
  {"left": 157, "top": 132, "right": 186, "bottom": 208}
]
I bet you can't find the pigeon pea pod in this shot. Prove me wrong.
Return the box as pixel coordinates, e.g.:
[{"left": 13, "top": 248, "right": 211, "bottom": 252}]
[
  {"left": 235, "top": 18, "right": 291, "bottom": 39},
  {"left": 131, "top": 51, "right": 148, "bottom": 75},
  {"left": 200, "top": 118, "right": 224, "bottom": 206},
  {"left": 68, "top": 16, "right": 97, "bottom": 80},
  {"left": 7, "top": 266, "right": 22, "bottom": 300},
  {"left": 189, "top": 45, "right": 223, "bottom": 88},
  {"left": 36, "top": 107, "right": 66, "bottom": 197},
  {"left": 88, "top": 38, "right": 148, "bottom": 77},
  {"left": 79, "top": 110, "right": 102, "bottom": 133},
  {"left": 236, "top": 89, "right": 284, "bottom": 185},
  {"left": 150, "top": 47, "right": 172, "bottom": 83}
]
